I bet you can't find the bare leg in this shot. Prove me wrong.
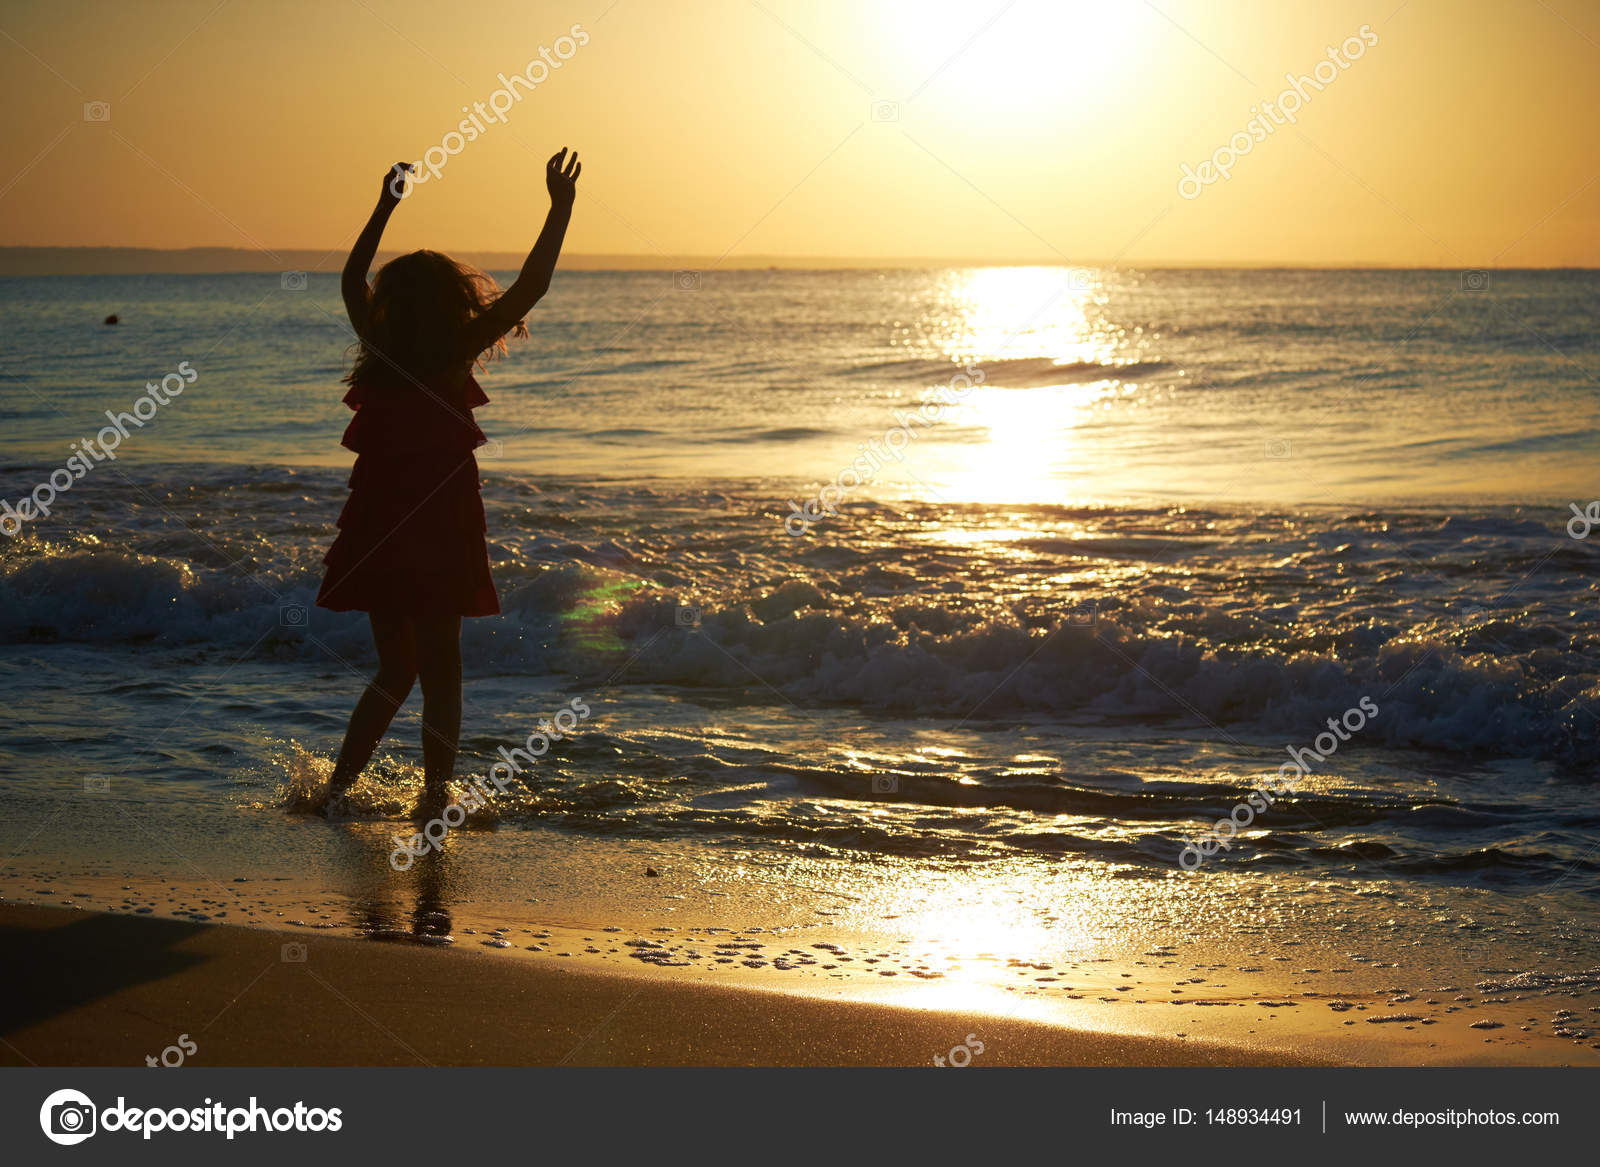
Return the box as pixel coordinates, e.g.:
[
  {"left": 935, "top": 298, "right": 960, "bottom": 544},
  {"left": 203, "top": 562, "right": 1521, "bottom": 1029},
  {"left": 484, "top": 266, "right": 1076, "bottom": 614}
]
[
  {"left": 329, "top": 613, "right": 418, "bottom": 793},
  {"left": 414, "top": 613, "right": 463, "bottom": 793}
]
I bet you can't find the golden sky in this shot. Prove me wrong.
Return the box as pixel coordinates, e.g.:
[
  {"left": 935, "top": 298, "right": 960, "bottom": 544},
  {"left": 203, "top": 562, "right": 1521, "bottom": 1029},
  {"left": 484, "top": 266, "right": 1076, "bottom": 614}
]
[{"left": 1, "top": 0, "right": 1596, "bottom": 265}]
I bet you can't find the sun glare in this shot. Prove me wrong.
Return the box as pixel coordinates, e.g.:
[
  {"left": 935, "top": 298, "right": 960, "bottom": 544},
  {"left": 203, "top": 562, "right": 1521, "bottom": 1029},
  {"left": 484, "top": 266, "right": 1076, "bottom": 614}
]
[
  {"left": 900, "top": 265, "right": 1129, "bottom": 503},
  {"left": 876, "top": 0, "right": 1146, "bottom": 115},
  {"left": 941, "top": 265, "right": 1108, "bottom": 363}
]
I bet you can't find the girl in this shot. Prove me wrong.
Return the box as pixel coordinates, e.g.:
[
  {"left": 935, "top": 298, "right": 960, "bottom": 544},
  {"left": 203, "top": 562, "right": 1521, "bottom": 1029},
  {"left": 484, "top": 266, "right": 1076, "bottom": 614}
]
[{"left": 317, "top": 149, "right": 581, "bottom": 816}]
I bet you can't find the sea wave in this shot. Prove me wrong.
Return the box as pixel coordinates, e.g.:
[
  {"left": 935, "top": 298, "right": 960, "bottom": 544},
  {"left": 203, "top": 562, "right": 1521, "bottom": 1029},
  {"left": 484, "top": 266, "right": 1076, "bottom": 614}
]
[
  {"left": 3, "top": 463, "right": 1595, "bottom": 763},
  {"left": 845, "top": 355, "right": 1175, "bottom": 387},
  {"left": 5, "top": 541, "right": 1595, "bottom": 762}
]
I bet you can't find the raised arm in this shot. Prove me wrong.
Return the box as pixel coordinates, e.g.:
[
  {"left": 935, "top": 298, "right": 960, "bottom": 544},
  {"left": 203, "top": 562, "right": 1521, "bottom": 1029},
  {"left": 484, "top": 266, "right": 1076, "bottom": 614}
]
[
  {"left": 342, "top": 163, "right": 411, "bottom": 338},
  {"left": 466, "top": 148, "right": 580, "bottom": 355}
]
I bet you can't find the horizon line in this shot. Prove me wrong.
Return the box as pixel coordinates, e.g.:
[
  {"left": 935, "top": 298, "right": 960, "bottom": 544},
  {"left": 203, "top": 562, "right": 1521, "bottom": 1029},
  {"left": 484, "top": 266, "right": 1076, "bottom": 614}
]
[{"left": 0, "top": 245, "right": 1594, "bottom": 275}]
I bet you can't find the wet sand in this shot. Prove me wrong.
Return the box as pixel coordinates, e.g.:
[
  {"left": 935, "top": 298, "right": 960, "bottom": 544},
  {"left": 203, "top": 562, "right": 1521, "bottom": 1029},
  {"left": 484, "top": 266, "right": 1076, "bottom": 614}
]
[
  {"left": 1, "top": 902, "right": 1319, "bottom": 1067},
  {"left": 8, "top": 897, "right": 1599, "bottom": 1067},
  {"left": 7, "top": 833, "right": 1600, "bottom": 1068}
]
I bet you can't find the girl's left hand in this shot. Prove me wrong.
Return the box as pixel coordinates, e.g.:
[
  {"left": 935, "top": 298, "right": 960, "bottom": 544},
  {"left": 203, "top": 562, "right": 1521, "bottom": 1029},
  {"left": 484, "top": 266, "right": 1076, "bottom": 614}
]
[{"left": 546, "top": 148, "right": 581, "bottom": 207}]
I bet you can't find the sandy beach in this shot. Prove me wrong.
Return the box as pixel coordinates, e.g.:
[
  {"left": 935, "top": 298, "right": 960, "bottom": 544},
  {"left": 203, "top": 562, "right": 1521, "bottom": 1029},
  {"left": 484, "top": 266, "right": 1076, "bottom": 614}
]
[
  {"left": 1, "top": 902, "right": 1304, "bottom": 1067},
  {"left": 6, "top": 883, "right": 1595, "bottom": 1068}
]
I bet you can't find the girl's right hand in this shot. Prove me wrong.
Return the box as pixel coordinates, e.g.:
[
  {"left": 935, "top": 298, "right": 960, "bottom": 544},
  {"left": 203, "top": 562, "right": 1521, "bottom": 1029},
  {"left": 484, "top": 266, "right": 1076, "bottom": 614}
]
[
  {"left": 382, "top": 162, "right": 414, "bottom": 204},
  {"left": 546, "top": 148, "right": 581, "bottom": 207}
]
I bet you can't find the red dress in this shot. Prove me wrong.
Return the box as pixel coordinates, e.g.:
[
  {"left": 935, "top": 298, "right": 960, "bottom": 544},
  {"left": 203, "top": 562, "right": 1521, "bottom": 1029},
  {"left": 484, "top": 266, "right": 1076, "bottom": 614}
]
[{"left": 316, "top": 371, "right": 500, "bottom": 618}]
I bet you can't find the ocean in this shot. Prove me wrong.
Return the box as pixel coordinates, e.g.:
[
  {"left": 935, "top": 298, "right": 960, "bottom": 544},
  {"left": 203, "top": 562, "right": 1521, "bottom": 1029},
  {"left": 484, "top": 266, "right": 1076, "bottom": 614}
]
[{"left": 2, "top": 267, "right": 1598, "bottom": 1014}]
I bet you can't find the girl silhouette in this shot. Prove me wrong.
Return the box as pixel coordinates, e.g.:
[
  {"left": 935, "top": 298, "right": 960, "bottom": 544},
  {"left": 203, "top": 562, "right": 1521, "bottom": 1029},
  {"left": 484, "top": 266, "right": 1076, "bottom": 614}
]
[{"left": 317, "top": 150, "right": 580, "bottom": 816}]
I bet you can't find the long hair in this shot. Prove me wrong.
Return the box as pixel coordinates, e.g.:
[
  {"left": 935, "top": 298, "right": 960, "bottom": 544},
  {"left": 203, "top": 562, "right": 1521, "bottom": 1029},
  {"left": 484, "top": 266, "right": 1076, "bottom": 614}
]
[{"left": 345, "top": 249, "right": 526, "bottom": 389}]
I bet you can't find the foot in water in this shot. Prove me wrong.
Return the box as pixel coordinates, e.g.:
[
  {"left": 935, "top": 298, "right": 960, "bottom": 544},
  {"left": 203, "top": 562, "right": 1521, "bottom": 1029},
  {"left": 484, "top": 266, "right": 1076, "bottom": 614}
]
[
  {"left": 412, "top": 783, "right": 452, "bottom": 823},
  {"left": 286, "top": 777, "right": 348, "bottom": 816},
  {"left": 317, "top": 776, "right": 357, "bottom": 818}
]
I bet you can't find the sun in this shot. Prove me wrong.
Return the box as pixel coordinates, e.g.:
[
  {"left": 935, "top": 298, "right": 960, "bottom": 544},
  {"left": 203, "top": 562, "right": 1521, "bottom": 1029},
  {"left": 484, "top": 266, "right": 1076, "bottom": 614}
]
[{"left": 874, "top": 0, "right": 1146, "bottom": 116}]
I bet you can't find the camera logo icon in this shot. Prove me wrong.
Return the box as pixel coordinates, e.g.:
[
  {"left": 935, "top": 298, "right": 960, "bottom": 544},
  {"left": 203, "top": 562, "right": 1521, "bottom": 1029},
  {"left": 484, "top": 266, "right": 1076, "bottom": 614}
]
[
  {"left": 281, "top": 941, "right": 307, "bottom": 963},
  {"left": 871, "top": 775, "right": 899, "bottom": 794},
  {"left": 479, "top": 438, "right": 505, "bottom": 459},
  {"left": 1460, "top": 269, "right": 1491, "bottom": 292},
  {"left": 83, "top": 102, "right": 111, "bottom": 122},
  {"left": 870, "top": 99, "right": 900, "bottom": 122},
  {"left": 673, "top": 270, "right": 701, "bottom": 291},
  {"left": 675, "top": 604, "right": 701, "bottom": 629},
  {"left": 83, "top": 775, "right": 110, "bottom": 794},
  {"left": 279, "top": 603, "right": 308, "bottom": 627},
  {"left": 281, "top": 271, "right": 308, "bottom": 291},
  {"left": 40, "top": 1088, "right": 97, "bottom": 1145},
  {"left": 1263, "top": 438, "right": 1292, "bottom": 460}
]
